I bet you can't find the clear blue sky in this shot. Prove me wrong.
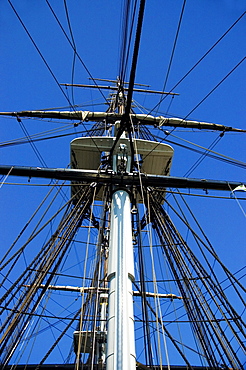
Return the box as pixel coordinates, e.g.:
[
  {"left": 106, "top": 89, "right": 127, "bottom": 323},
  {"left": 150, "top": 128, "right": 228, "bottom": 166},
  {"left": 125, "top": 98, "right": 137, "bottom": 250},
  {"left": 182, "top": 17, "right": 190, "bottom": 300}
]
[{"left": 0, "top": 1, "right": 245, "bottom": 366}]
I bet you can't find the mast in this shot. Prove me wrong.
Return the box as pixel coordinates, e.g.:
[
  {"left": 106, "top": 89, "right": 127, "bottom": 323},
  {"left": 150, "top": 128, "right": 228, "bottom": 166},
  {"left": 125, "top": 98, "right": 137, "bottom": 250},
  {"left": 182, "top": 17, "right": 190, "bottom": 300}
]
[
  {"left": 104, "top": 88, "right": 136, "bottom": 368},
  {"left": 0, "top": 81, "right": 245, "bottom": 368},
  {"left": 107, "top": 186, "right": 136, "bottom": 369},
  {"left": 1, "top": 93, "right": 245, "bottom": 369},
  {"left": 1, "top": 1, "right": 245, "bottom": 366}
]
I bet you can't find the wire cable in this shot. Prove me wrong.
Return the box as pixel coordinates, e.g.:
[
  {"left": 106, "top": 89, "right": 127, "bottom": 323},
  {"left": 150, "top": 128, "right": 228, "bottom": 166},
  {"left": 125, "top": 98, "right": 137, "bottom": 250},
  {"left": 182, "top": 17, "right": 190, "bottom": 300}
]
[
  {"left": 148, "top": 11, "right": 246, "bottom": 115},
  {"left": 154, "top": 127, "right": 246, "bottom": 170},
  {"left": 0, "top": 126, "right": 104, "bottom": 148},
  {"left": 183, "top": 134, "right": 223, "bottom": 177},
  {"left": 45, "top": 0, "right": 108, "bottom": 104},
  {"left": 7, "top": 0, "right": 107, "bottom": 157},
  {"left": 63, "top": 0, "right": 77, "bottom": 106},
  {"left": 157, "top": 0, "right": 187, "bottom": 112},
  {"left": 108, "top": 0, "right": 146, "bottom": 166},
  {"left": 18, "top": 118, "right": 47, "bottom": 168},
  {"left": 7, "top": 0, "right": 75, "bottom": 109},
  {"left": 119, "top": 0, "right": 138, "bottom": 84},
  {"left": 183, "top": 56, "right": 246, "bottom": 120}
]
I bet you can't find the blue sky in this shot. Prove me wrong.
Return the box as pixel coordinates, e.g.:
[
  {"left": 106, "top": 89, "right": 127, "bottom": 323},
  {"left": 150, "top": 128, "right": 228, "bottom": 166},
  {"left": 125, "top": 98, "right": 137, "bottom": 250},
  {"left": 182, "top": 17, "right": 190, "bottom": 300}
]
[{"left": 0, "top": 1, "right": 245, "bottom": 366}]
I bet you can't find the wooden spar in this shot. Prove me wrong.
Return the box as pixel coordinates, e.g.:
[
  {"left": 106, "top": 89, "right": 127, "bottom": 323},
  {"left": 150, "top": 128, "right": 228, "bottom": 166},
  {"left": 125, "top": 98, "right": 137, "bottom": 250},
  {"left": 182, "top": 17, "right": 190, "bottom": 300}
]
[
  {"left": 23, "top": 284, "right": 183, "bottom": 299},
  {"left": 0, "top": 165, "right": 245, "bottom": 191},
  {"left": 0, "top": 110, "right": 245, "bottom": 132},
  {"left": 60, "top": 83, "right": 179, "bottom": 95}
]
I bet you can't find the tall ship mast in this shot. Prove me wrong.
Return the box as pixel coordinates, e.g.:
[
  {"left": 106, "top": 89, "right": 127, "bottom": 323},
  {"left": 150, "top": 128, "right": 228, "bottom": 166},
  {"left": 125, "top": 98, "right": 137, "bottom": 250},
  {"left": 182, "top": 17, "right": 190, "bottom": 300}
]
[{"left": 0, "top": 2, "right": 245, "bottom": 370}]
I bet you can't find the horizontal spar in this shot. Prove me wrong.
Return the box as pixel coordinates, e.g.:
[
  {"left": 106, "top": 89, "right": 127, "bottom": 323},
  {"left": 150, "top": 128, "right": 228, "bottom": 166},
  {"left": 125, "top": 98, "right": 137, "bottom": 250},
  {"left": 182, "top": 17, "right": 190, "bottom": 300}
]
[
  {"left": 23, "top": 284, "right": 182, "bottom": 299},
  {"left": 0, "top": 165, "right": 245, "bottom": 191},
  {"left": 60, "top": 83, "right": 179, "bottom": 95},
  {"left": 0, "top": 110, "right": 245, "bottom": 132}
]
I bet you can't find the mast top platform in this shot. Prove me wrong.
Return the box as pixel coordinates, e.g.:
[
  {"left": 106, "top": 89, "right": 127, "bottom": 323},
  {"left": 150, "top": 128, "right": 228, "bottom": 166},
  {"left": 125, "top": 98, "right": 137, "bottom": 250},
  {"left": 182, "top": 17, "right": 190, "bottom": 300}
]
[{"left": 70, "top": 136, "right": 174, "bottom": 201}]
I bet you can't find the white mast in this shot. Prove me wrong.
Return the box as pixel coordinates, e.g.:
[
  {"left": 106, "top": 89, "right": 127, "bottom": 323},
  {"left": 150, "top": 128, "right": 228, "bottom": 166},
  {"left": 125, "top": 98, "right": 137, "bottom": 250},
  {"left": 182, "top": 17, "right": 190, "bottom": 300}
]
[{"left": 106, "top": 135, "right": 136, "bottom": 369}]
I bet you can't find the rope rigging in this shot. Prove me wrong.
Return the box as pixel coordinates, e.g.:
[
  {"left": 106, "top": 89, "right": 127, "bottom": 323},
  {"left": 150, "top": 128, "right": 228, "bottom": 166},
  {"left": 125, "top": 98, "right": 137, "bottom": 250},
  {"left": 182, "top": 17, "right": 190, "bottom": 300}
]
[
  {"left": 146, "top": 189, "right": 245, "bottom": 368},
  {"left": 1, "top": 2, "right": 245, "bottom": 369},
  {"left": 108, "top": 0, "right": 146, "bottom": 170},
  {"left": 44, "top": 0, "right": 108, "bottom": 104},
  {"left": 7, "top": 0, "right": 108, "bottom": 159},
  {"left": 156, "top": 0, "right": 187, "bottom": 113},
  {"left": 0, "top": 184, "right": 98, "bottom": 365},
  {"left": 142, "top": 125, "right": 246, "bottom": 170},
  {"left": 63, "top": 0, "right": 77, "bottom": 106},
  {"left": 147, "top": 10, "right": 246, "bottom": 116}
]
